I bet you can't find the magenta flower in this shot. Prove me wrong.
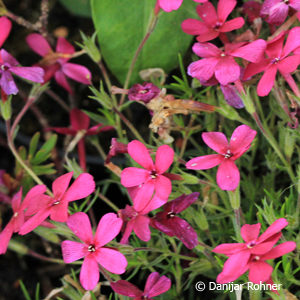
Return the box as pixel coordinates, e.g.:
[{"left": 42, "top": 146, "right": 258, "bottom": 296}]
[
  {"left": 151, "top": 193, "right": 199, "bottom": 249},
  {"left": 128, "top": 82, "right": 160, "bottom": 103},
  {"left": 48, "top": 108, "right": 114, "bottom": 171},
  {"left": 261, "top": 0, "right": 300, "bottom": 25},
  {"left": 181, "top": 0, "right": 244, "bottom": 42},
  {"left": 0, "top": 17, "right": 12, "bottom": 48},
  {"left": 243, "top": 27, "right": 300, "bottom": 97},
  {"left": 186, "top": 125, "right": 257, "bottom": 190},
  {"left": 0, "top": 49, "right": 44, "bottom": 95},
  {"left": 62, "top": 212, "right": 127, "bottom": 290},
  {"left": 26, "top": 33, "right": 91, "bottom": 94},
  {"left": 119, "top": 195, "right": 166, "bottom": 244},
  {"left": 19, "top": 172, "right": 95, "bottom": 235},
  {"left": 243, "top": 1, "right": 262, "bottom": 23},
  {"left": 213, "top": 218, "right": 296, "bottom": 284},
  {"left": 0, "top": 185, "right": 46, "bottom": 254},
  {"left": 111, "top": 272, "right": 171, "bottom": 299},
  {"left": 105, "top": 138, "right": 128, "bottom": 164},
  {"left": 157, "top": 0, "right": 207, "bottom": 13},
  {"left": 187, "top": 40, "right": 266, "bottom": 85},
  {"left": 121, "top": 140, "right": 175, "bottom": 210}
]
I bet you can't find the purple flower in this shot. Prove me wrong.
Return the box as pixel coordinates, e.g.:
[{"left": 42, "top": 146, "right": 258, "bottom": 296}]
[
  {"left": 220, "top": 84, "right": 244, "bottom": 109},
  {"left": 0, "top": 49, "right": 44, "bottom": 95},
  {"left": 151, "top": 193, "right": 199, "bottom": 249},
  {"left": 128, "top": 82, "right": 160, "bottom": 103}
]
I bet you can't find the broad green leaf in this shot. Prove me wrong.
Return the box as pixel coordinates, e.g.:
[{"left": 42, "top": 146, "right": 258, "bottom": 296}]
[
  {"left": 59, "top": 0, "right": 90, "bottom": 17},
  {"left": 91, "top": 0, "right": 197, "bottom": 85}
]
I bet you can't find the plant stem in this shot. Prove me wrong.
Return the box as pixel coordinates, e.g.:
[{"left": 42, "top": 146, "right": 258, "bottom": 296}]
[{"left": 98, "top": 193, "right": 119, "bottom": 212}]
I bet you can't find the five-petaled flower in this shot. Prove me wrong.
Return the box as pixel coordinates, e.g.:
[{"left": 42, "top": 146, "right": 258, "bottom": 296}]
[
  {"left": 121, "top": 140, "right": 175, "bottom": 210},
  {"left": 26, "top": 33, "right": 92, "bottom": 94},
  {"left": 182, "top": 0, "right": 244, "bottom": 42},
  {"left": 213, "top": 218, "right": 296, "bottom": 284},
  {"left": 111, "top": 272, "right": 171, "bottom": 299},
  {"left": 62, "top": 212, "right": 127, "bottom": 290},
  {"left": 151, "top": 193, "right": 199, "bottom": 249},
  {"left": 19, "top": 172, "right": 95, "bottom": 235},
  {"left": 186, "top": 125, "right": 257, "bottom": 190}
]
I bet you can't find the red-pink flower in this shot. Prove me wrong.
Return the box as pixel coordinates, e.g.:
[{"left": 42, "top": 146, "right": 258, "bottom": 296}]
[
  {"left": 48, "top": 108, "right": 114, "bottom": 171},
  {"left": 26, "top": 33, "right": 92, "bottom": 94},
  {"left": 213, "top": 218, "right": 296, "bottom": 284},
  {"left": 121, "top": 141, "right": 175, "bottom": 210},
  {"left": 19, "top": 172, "right": 95, "bottom": 235},
  {"left": 119, "top": 195, "right": 166, "bottom": 244},
  {"left": 151, "top": 193, "right": 199, "bottom": 249},
  {"left": 243, "top": 27, "right": 300, "bottom": 96},
  {"left": 157, "top": 0, "right": 207, "bottom": 13},
  {"left": 261, "top": 0, "right": 300, "bottom": 25},
  {"left": 186, "top": 125, "right": 257, "bottom": 190},
  {"left": 111, "top": 272, "right": 171, "bottom": 299},
  {"left": 62, "top": 212, "right": 127, "bottom": 290},
  {"left": 188, "top": 40, "right": 266, "bottom": 85},
  {"left": 0, "top": 185, "right": 46, "bottom": 254},
  {"left": 243, "top": 1, "right": 262, "bottom": 23},
  {"left": 0, "top": 17, "right": 12, "bottom": 48},
  {"left": 181, "top": 0, "right": 244, "bottom": 42}
]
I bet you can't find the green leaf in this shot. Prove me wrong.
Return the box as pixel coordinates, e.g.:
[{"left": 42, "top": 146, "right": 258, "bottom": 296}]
[
  {"left": 59, "top": 0, "right": 91, "bottom": 17},
  {"left": 31, "top": 134, "right": 57, "bottom": 165},
  {"left": 91, "top": 0, "right": 196, "bottom": 84},
  {"left": 29, "top": 132, "right": 40, "bottom": 158}
]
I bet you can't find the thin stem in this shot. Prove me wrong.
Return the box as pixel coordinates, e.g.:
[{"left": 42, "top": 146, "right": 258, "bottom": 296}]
[
  {"left": 46, "top": 90, "right": 70, "bottom": 112},
  {"left": 98, "top": 193, "right": 119, "bottom": 212},
  {"left": 119, "top": 13, "right": 158, "bottom": 106}
]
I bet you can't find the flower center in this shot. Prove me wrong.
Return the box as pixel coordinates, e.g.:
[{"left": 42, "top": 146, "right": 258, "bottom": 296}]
[
  {"left": 271, "top": 57, "right": 280, "bottom": 64},
  {"left": 224, "top": 149, "right": 233, "bottom": 159},
  {"left": 150, "top": 170, "right": 157, "bottom": 179},
  {"left": 53, "top": 201, "right": 60, "bottom": 205},
  {"left": 13, "top": 212, "right": 19, "bottom": 218},
  {"left": 0, "top": 64, "right": 9, "bottom": 71},
  {"left": 283, "top": 0, "right": 289, "bottom": 4},
  {"left": 247, "top": 241, "right": 256, "bottom": 248},
  {"left": 88, "top": 244, "right": 96, "bottom": 252},
  {"left": 254, "top": 255, "right": 260, "bottom": 261},
  {"left": 214, "top": 21, "right": 223, "bottom": 30},
  {"left": 167, "top": 212, "right": 176, "bottom": 218},
  {"left": 220, "top": 53, "right": 226, "bottom": 57}
]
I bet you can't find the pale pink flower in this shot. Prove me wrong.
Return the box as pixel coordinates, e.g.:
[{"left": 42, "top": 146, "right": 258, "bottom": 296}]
[
  {"left": 0, "top": 185, "right": 46, "bottom": 254},
  {"left": 213, "top": 218, "right": 296, "bottom": 284},
  {"left": 62, "top": 212, "right": 127, "bottom": 290},
  {"left": 158, "top": 0, "right": 207, "bottom": 13},
  {"left": 19, "top": 172, "right": 95, "bottom": 235},
  {"left": 187, "top": 40, "right": 266, "bottom": 85},
  {"left": 186, "top": 125, "right": 257, "bottom": 190},
  {"left": 111, "top": 272, "right": 171, "bottom": 299},
  {"left": 26, "top": 34, "right": 91, "bottom": 94},
  {"left": 182, "top": 0, "right": 244, "bottom": 42},
  {"left": 121, "top": 141, "right": 175, "bottom": 210}
]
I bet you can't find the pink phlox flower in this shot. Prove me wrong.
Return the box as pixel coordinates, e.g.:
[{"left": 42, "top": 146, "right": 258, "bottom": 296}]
[
  {"left": 0, "top": 185, "right": 47, "bottom": 254},
  {"left": 0, "top": 17, "right": 12, "bottom": 48},
  {"left": 187, "top": 39, "right": 266, "bottom": 85},
  {"left": 186, "top": 125, "right": 257, "bottom": 190},
  {"left": 157, "top": 0, "right": 207, "bottom": 13},
  {"left": 261, "top": 0, "right": 300, "bottom": 25},
  {"left": 62, "top": 212, "right": 127, "bottom": 290},
  {"left": 213, "top": 218, "right": 296, "bottom": 284},
  {"left": 111, "top": 272, "right": 171, "bottom": 299},
  {"left": 128, "top": 82, "right": 160, "bottom": 103},
  {"left": 181, "top": 0, "right": 244, "bottom": 42},
  {"left": 243, "top": 27, "right": 300, "bottom": 96},
  {"left": 19, "top": 172, "right": 95, "bottom": 235},
  {"left": 0, "top": 49, "right": 44, "bottom": 95},
  {"left": 119, "top": 195, "right": 166, "bottom": 244},
  {"left": 243, "top": 1, "right": 262, "bottom": 23},
  {"left": 121, "top": 140, "right": 175, "bottom": 210},
  {"left": 26, "top": 33, "right": 92, "bottom": 94},
  {"left": 151, "top": 193, "right": 199, "bottom": 249},
  {"left": 48, "top": 108, "right": 114, "bottom": 170}
]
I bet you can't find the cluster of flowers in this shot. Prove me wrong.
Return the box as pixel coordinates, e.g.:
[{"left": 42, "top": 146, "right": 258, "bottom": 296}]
[{"left": 0, "top": 16, "right": 91, "bottom": 97}]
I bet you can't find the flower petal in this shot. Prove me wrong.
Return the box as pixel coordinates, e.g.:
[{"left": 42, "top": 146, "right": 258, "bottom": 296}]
[
  {"left": 217, "top": 0, "right": 236, "bottom": 22},
  {"left": 132, "top": 181, "right": 155, "bottom": 212},
  {"left": 94, "top": 213, "right": 122, "bottom": 247},
  {"left": 202, "top": 131, "right": 228, "bottom": 153},
  {"left": 260, "top": 241, "right": 296, "bottom": 260},
  {"left": 62, "top": 63, "right": 91, "bottom": 85},
  {"left": 241, "top": 223, "right": 261, "bottom": 243},
  {"left": 56, "top": 37, "right": 75, "bottom": 54},
  {"left": 220, "top": 17, "right": 244, "bottom": 32},
  {"left": 70, "top": 108, "right": 90, "bottom": 130},
  {"left": 196, "top": 2, "right": 217, "bottom": 25},
  {"left": 155, "top": 145, "right": 174, "bottom": 174},
  {"left": 213, "top": 243, "right": 247, "bottom": 255},
  {"left": 159, "top": 0, "right": 183, "bottom": 12},
  {"left": 121, "top": 167, "right": 149, "bottom": 187},
  {"left": 128, "top": 140, "right": 154, "bottom": 170},
  {"left": 215, "top": 56, "right": 240, "bottom": 85},
  {"left": 186, "top": 154, "right": 223, "bottom": 170},
  {"left": 66, "top": 212, "right": 93, "bottom": 244},
  {"left": 0, "top": 222, "right": 14, "bottom": 254},
  {"left": 257, "top": 218, "right": 288, "bottom": 243},
  {"left": 54, "top": 70, "right": 73, "bottom": 94},
  {"left": 133, "top": 215, "right": 151, "bottom": 241},
  {"left": 187, "top": 58, "right": 219, "bottom": 81},
  {"left": 278, "top": 55, "right": 300, "bottom": 74},
  {"left": 216, "top": 160, "right": 240, "bottom": 190},
  {"left": 229, "top": 125, "right": 257, "bottom": 159},
  {"left": 10, "top": 66, "right": 44, "bottom": 83},
  {"left": 181, "top": 19, "right": 210, "bottom": 35},
  {"left": 61, "top": 240, "right": 87, "bottom": 263},
  {"left": 139, "top": 195, "right": 166, "bottom": 214},
  {"left": 0, "top": 17, "right": 11, "bottom": 47},
  {"left": 50, "top": 199, "right": 69, "bottom": 222},
  {"left": 111, "top": 280, "right": 143, "bottom": 297},
  {"left": 155, "top": 175, "right": 172, "bottom": 200},
  {"left": 144, "top": 272, "right": 172, "bottom": 297},
  {"left": 21, "top": 185, "right": 47, "bottom": 211},
  {"left": 0, "top": 71, "right": 18, "bottom": 95},
  {"left": 192, "top": 42, "right": 220, "bottom": 58},
  {"left": 26, "top": 33, "right": 52, "bottom": 57},
  {"left": 1, "top": 49, "right": 19, "bottom": 66},
  {"left": 52, "top": 172, "right": 73, "bottom": 199},
  {"left": 80, "top": 256, "right": 99, "bottom": 290},
  {"left": 248, "top": 261, "right": 273, "bottom": 283},
  {"left": 95, "top": 248, "right": 127, "bottom": 274},
  {"left": 257, "top": 65, "right": 277, "bottom": 97}
]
